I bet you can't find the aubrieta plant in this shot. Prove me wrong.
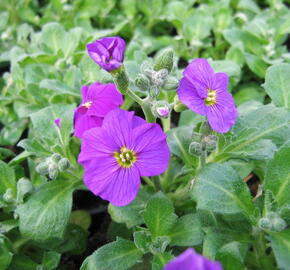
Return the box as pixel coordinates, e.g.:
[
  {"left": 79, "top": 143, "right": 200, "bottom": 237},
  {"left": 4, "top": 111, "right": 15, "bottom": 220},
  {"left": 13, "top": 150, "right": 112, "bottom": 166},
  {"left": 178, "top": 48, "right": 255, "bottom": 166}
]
[{"left": 1, "top": 1, "right": 290, "bottom": 270}]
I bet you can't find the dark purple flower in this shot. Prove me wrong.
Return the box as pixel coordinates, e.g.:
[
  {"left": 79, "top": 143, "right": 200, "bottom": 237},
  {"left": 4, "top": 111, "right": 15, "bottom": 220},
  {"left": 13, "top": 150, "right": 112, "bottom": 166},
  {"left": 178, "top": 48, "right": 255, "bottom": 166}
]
[
  {"left": 177, "top": 58, "right": 237, "bottom": 133},
  {"left": 54, "top": 118, "right": 61, "bottom": 128},
  {"left": 74, "top": 82, "right": 123, "bottom": 138},
  {"left": 87, "top": 37, "right": 126, "bottom": 72},
  {"left": 164, "top": 248, "right": 223, "bottom": 270},
  {"left": 78, "top": 108, "right": 170, "bottom": 206}
]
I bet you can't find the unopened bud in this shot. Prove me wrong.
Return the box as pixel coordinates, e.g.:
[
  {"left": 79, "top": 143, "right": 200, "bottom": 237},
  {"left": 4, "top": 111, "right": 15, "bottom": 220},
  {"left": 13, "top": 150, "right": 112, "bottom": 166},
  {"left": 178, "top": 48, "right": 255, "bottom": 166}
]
[
  {"left": 3, "top": 189, "right": 15, "bottom": 203},
  {"left": 151, "top": 69, "right": 168, "bottom": 87},
  {"left": 151, "top": 101, "right": 171, "bottom": 119},
  {"left": 203, "top": 135, "right": 218, "bottom": 151},
  {"left": 140, "top": 61, "right": 153, "bottom": 76},
  {"left": 135, "top": 74, "right": 150, "bottom": 91},
  {"left": 111, "top": 66, "right": 129, "bottom": 94},
  {"left": 163, "top": 76, "right": 179, "bottom": 91},
  {"left": 149, "top": 85, "right": 160, "bottom": 98},
  {"left": 272, "top": 217, "right": 287, "bottom": 232},
  {"left": 48, "top": 163, "right": 58, "bottom": 180},
  {"left": 36, "top": 162, "right": 49, "bottom": 175},
  {"left": 51, "top": 153, "right": 62, "bottom": 162},
  {"left": 258, "top": 217, "right": 272, "bottom": 230},
  {"left": 154, "top": 48, "right": 174, "bottom": 72},
  {"left": 189, "top": 142, "right": 203, "bottom": 156},
  {"left": 58, "top": 158, "right": 70, "bottom": 171},
  {"left": 55, "top": 59, "right": 67, "bottom": 70},
  {"left": 192, "top": 132, "right": 202, "bottom": 142}
]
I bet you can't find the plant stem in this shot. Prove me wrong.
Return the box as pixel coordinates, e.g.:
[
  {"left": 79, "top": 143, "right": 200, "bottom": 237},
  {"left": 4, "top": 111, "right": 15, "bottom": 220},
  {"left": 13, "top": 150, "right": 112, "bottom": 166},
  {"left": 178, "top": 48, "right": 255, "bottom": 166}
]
[
  {"left": 161, "top": 115, "right": 171, "bottom": 132},
  {"left": 152, "top": 176, "right": 162, "bottom": 191}
]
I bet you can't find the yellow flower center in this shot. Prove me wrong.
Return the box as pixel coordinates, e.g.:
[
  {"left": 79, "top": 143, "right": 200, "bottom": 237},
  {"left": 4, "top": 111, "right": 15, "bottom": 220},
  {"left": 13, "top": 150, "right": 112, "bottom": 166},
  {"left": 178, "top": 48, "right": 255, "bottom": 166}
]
[
  {"left": 204, "top": 89, "right": 217, "bottom": 106},
  {"left": 114, "top": 147, "right": 137, "bottom": 168},
  {"left": 82, "top": 101, "right": 93, "bottom": 109}
]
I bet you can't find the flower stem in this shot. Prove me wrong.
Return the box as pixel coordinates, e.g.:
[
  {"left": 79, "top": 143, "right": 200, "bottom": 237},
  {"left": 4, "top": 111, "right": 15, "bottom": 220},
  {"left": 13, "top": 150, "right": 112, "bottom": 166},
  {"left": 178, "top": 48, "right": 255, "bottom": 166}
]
[
  {"left": 161, "top": 115, "right": 171, "bottom": 132},
  {"left": 197, "top": 120, "right": 211, "bottom": 170},
  {"left": 152, "top": 175, "right": 162, "bottom": 191}
]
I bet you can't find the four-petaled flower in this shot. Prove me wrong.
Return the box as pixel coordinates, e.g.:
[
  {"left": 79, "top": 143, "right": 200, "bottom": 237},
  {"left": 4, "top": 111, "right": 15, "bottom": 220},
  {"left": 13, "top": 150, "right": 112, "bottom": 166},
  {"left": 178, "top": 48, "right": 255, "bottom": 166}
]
[
  {"left": 78, "top": 108, "right": 170, "bottom": 206},
  {"left": 164, "top": 248, "right": 223, "bottom": 270},
  {"left": 87, "top": 37, "right": 126, "bottom": 72},
  {"left": 177, "top": 58, "right": 238, "bottom": 133},
  {"left": 74, "top": 82, "right": 123, "bottom": 138}
]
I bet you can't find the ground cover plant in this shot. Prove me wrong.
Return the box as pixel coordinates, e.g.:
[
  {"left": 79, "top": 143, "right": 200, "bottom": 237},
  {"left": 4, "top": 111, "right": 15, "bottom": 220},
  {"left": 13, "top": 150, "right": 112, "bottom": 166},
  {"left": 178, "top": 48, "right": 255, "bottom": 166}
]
[{"left": 0, "top": 0, "right": 290, "bottom": 269}]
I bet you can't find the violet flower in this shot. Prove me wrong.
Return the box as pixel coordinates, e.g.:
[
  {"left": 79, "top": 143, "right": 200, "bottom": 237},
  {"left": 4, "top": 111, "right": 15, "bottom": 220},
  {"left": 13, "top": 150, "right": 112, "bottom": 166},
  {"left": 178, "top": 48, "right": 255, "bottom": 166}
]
[
  {"left": 87, "top": 37, "right": 126, "bottom": 72},
  {"left": 164, "top": 249, "right": 223, "bottom": 270},
  {"left": 177, "top": 58, "right": 237, "bottom": 133},
  {"left": 78, "top": 108, "right": 170, "bottom": 206},
  {"left": 74, "top": 82, "right": 123, "bottom": 138},
  {"left": 54, "top": 118, "right": 61, "bottom": 128}
]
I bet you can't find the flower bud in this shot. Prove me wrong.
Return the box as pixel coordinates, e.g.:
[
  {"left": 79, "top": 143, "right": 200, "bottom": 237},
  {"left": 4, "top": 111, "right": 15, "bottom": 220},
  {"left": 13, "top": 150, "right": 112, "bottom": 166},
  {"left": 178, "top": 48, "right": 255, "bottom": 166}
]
[
  {"left": 258, "top": 217, "right": 272, "bottom": 230},
  {"left": 189, "top": 142, "right": 203, "bottom": 156},
  {"left": 55, "top": 59, "right": 67, "bottom": 70},
  {"left": 272, "top": 217, "right": 287, "bottom": 232},
  {"left": 135, "top": 74, "right": 150, "bottom": 91},
  {"left": 51, "top": 153, "right": 62, "bottom": 162},
  {"left": 58, "top": 158, "right": 70, "bottom": 171},
  {"left": 192, "top": 132, "right": 202, "bottom": 143},
  {"left": 203, "top": 135, "right": 218, "bottom": 151},
  {"left": 149, "top": 85, "right": 160, "bottom": 98},
  {"left": 140, "top": 61, "right": 153, "bottom": 76},
  {"left": 151, "top": 101, "right": 171, "bottom": 119},
  {"left": 151, "top": 69, "right": 168, "bottom": 87},
  {"left": 154, "top": 48, "right": 174, "bottom": 72},
  {"left": 35, "top": 162, "right": 49, "bottom": 175},
  {"left": 111, "top": 67, "right": 129, "bottom": 94},
  {"left": 48, "top": 163, "right": 58, "bottom": 180},
  {"left": 163, "top": 76, "right": 179, "bottom": 91},
  {"left": 3, "top": 189, "right": 15, "bottom": 203}
]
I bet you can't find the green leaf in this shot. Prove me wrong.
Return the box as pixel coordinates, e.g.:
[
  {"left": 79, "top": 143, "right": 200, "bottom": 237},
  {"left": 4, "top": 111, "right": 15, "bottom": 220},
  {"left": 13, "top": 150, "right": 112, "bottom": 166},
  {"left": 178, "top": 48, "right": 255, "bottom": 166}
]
[
  {"left": 7, "top": 254, "right": 38, "bottom": 270},
  {"left": 143, "top": 192, "right": 177, "bottom": 240},
  {"left": 70, "top": 210, "right": 92, "bottom": 231},
  {"left": 80, "top": 238, "right": 143, "bottom": 270},
  {"left": 108, "top": 189, "right": 150, "bottom": 228},
  {"left": 39, "top": 79, "right": 80, "bottom": 97},
  {"left": 0, "top": 235, "right": 13, "bottom": 270},
  {"left": 168, "top": 214, "right": 203, "bottom": 246},
  {"left": 269, "top": 230, "right": 290, "bottom": 270},
  {"left": 17, "top": 180, "right": 73, "bottom": 242},
  {"left": 133, "top": 231, "right": 151, "bottom": 253},
  {"left": 0, "top": 161, "right": 16, "bottom": 196},
  {"left": 17, "top": 139, "right": 51, "bottom": 156},
  {"left": 245, "top": 53, "right": 268, "bottom": 78},
  {"left": 178, "top": 110, "right": 204, "bottom": 127},
  {"left": 194, "top": 163, "right": 255, "bottom": 218},
  {"left": 152, "top": 252, "right": 173, "bottom": 270},
  {"left": 42, "top": 251, "right": 61, "bottom": 270},
  {"left": 166, "top": 126, "right": 196, "bottom": 166},
  {"left": 234, "top": 84, "right": 265, "bottom": 106},
  {"left": 209, "top": 103, "right": 290, "bottom": 163},
  {"left": 265, "top": 141, "right": 290, "bottom": 206},
  {"left": 263, "top": 63, "right": 290, "bottom": 108},
  {"left": 30, "top": 104, "right": 75, "bottom": 142}
]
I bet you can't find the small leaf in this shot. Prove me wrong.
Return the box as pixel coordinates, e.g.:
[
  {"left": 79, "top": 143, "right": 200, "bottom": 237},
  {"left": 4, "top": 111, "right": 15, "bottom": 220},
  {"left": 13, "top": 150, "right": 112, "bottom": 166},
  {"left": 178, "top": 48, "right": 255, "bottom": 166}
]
[
  {"left": 143, "top": 192, "right": 177, "bottom": 240},
  {"left": 17, "top": 139, "right": 51, "bottom": 156},
  {"left": 0, "top": 161, "right": 16, "bottom": 196},
  {"left": 80, "top": 238, "right": 143, "bottom": 270}
]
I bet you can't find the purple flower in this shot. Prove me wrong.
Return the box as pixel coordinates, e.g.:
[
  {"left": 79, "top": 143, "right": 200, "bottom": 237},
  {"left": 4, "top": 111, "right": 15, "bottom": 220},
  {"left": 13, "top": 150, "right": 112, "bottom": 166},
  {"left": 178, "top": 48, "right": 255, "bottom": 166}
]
[
  {"left": 74, "top": 82, "right": 123, "bottom": 138},
  {"left": 177, "top": 58, "right": 237, "bottom": 133},
  {"left": 164, "top": 249, "right": 223, "bottom": 270},
  {"left": 87, "top": 37, "right": 126, "bottom": 72},
  {"left": 78, "top": 108, "right": 170, "bottom": 206},
  {"left": 54, "top": 118, "right": 61, "bottom": 128}
]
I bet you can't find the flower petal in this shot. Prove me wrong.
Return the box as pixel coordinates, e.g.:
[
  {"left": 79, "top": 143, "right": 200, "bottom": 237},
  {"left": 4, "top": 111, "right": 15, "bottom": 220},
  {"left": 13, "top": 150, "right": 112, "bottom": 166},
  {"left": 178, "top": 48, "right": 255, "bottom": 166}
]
[
  {"left": 183, "top": 58, "right": 215, "bottom": 98},
  {"left": 87, "top": 41, "right": 109, "bottom": 63},
  {"left": 101, "top": 109, "right": 135, "bottom": 149},
  {"left": 212, "top": 72, "right": 229, "bottom": 92},
  {"left": 73, "top": 110, "right": 103, "bottom": 138},
  {"left": 87, "top": 83, "right": 123, "bottom": 117},
  {"left": 132, "top": 123, "right": 170, "bottom": 176},
  {"left": 112, "top": 37, "right": 126, "bottom": 62},
  {"left": 84, "top": 158, "right": 141, "bottom": 206},
  {"left": 177, "top": 77, "right": 206, "bottom": 116}
]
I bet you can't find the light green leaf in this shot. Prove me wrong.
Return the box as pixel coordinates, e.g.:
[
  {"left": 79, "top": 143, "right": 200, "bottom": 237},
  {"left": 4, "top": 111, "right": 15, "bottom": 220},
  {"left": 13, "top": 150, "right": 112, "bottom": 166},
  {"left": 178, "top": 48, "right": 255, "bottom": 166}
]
[
  {"left": 263, "top": 63, "right": 290, "bottom": 108},
  {"left": 168, "top": 214, "right": 203, "bottom": 246},
  {"left": 80, "top": 238, "right": 142, "bottom": 270},
  {"left": 0, "top": 161, "right": 16, "bottom": 196},
  {"left": 0, "top": 235, "right": 13, "bottom": 270},
  {"left": 265, "top": 141, "right": 290, "bottom": 206},
  {"left": 152, "top": 252, "right": 173, "bottom": 270},
  {"left": 194, "top": 163, "right": 255, "bottom": 218},
  {"left": 17, "top": 180, "right": 73, "bottom": 242},
  {"left": 269, "top": 230, "right": 290, "bottom": 270},
  {"left": 42, "top": 251, "right": 61, "bottom": 270},
  {"left": 39, "top": 79, "right": 80, "bottom": 97},
  {"left": 245, "top": 53, "right": 268, "bottom": 78},
  {"left": 17, "top": 139, "right": 51, "bottom": 156},
  {"left": 143, "top": 192, "right": 177, "bottom": 240}
]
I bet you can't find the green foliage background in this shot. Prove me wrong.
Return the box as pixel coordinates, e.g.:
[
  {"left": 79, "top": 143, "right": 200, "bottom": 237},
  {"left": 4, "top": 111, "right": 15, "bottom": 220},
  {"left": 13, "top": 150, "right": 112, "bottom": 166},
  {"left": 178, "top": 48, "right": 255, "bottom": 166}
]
[{"left": 0, "top": 0, "right": 290, "bottom": 270}]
